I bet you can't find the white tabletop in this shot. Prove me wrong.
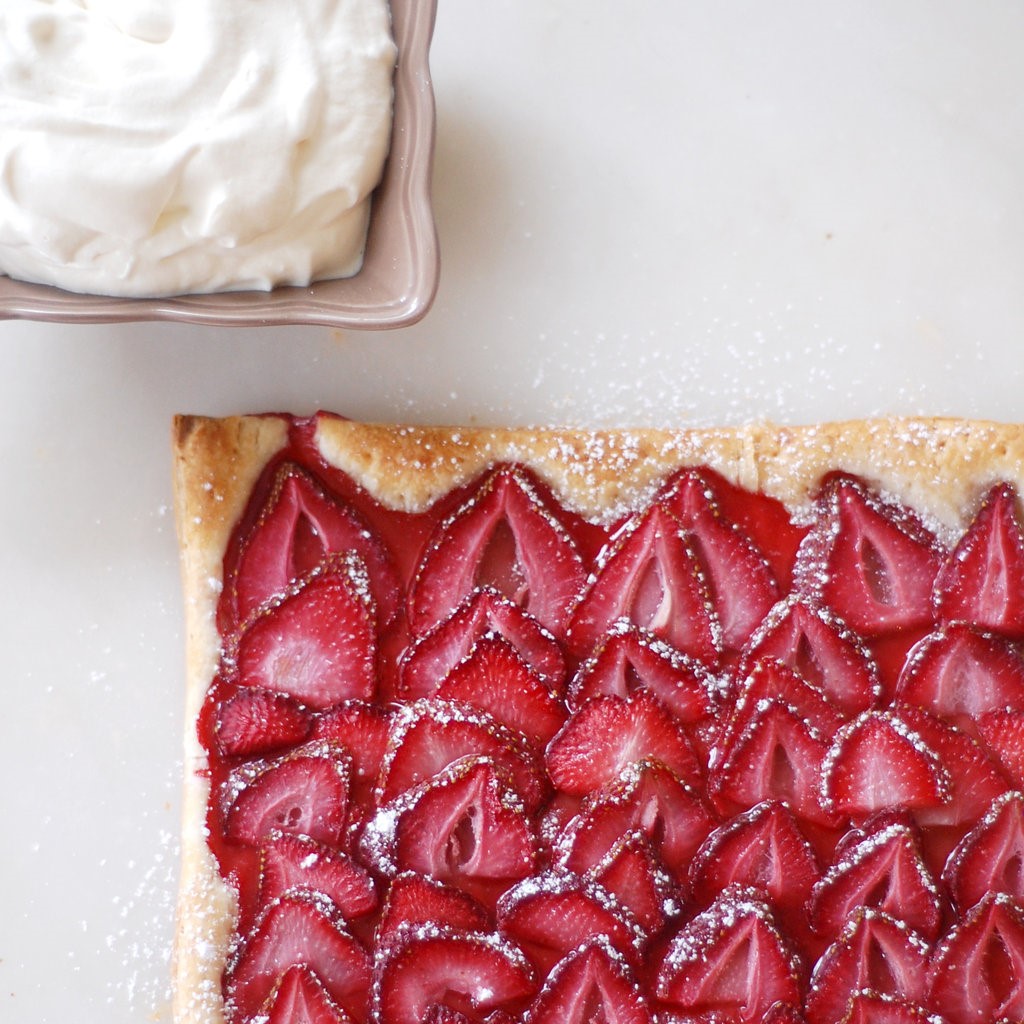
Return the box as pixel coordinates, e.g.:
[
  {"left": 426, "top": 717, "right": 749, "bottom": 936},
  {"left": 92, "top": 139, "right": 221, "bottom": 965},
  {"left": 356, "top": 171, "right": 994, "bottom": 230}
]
[{"left": 2, "top": 3, "right": 1023, "bottom": 1021}]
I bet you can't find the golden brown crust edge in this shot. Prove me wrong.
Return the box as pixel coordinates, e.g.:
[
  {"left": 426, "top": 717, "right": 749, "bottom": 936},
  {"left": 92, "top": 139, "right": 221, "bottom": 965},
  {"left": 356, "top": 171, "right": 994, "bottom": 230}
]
[
  {"left": 171, "top": 415, "right": 290, "bottom": 1024},
  {"left": 170, "top": 414, "right": 1024, "bottom": 1022}
]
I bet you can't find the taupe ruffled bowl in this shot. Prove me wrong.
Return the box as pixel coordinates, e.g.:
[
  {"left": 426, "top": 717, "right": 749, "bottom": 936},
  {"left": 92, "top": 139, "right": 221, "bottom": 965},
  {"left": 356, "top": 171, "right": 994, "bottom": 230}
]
[{"left": 0, "top": 0, "right": 438, "bottom": 330}]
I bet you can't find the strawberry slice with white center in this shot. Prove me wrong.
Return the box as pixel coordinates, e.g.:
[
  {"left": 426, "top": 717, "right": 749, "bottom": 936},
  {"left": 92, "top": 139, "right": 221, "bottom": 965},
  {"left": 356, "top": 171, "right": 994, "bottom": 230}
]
[
  {"left": 895, "top": 624, "right": 1024, "bottom": 731},
  {"left": 224, "top": 461, "right": 399, "bottom": 632},
  {"left": 256, "top": 963, "right": 355, "bottom": 1024},
  {"left": 522, "top": 934, "right": 653, "bottom": 1024},
  {"left": 435, "top": 636, "right": 567, "bottom": 746},
  {"left": 742, "top": 595, "right": 881, "bottom": 715},
  {"left": 933, "top": 482, "right": 1024, "bottom": 638},
  {"left": 225, "top": 891, "right": 371, "bottom": 1023},
  {"left": 658, "top": 470, "right": 781, "bottom": 651},
  {"left": 408, "top": 465, "right": 586, "bottom": 639},
  {"left": 567, "top": 504, "right": 721, "bottom": 663},
  {"left": 257, "top": 832, "right": 377, "bottom": 919},
  {"left": 545, "top": 690, "right": 703, "bottom": 797},
  {"left": 819, "top": 710, "right": 950, "bottom": 820},
  {"left": 375, "top": 698, "right": 547, "bottom": 811},
  {"left": 654, "top": 884, "right": 804, "bottom": 1022},
  {"left": 373, "top": 925, "right": 536, "bottom": 1024},
  {"left": 496, "top": 870, "right": 645, "bottom": 973},
  {"left": 360, "top": 756, "right": 536, "bottom": 905},
  {"left": 585, "top": 828, "right": 680, "bottom": 932},
  {"left": 943, "top": 791, "right": 1024, "bottom": 911},
  {"left": 215, "top": 687, "right": 313, "bottom": 759},
  {"left": 805, "top": 908, "right": 931, "bottom": 1024},
  {"left": 689, "top": 801, "right": 822, "bottom": 945},
  {"left": 928, "top": 892, "right": 1024, "bottom": 1024},
  {"left": 222, "top": 740, "right": 349, "bottom": 848},
  {"left": 398, "top": 586, "right": 566, "bottom": 698},
  {"left": 231, "top": 553, "right": 377, "bottom": 710},
  {"left": 567, "top": 621, "right": 717, "bottom": 725},
  {"left": 794, "top": 474, "right": 944, "bottom": 637},
  {"left": 709, "top": 697, "right": 837, "bottom": 828},
  {"left": 808, "top": 816, "right": 942, "bottom": 940},
  {"left": 375, "top": 872, "right": 491, "bottom": 945},
  {"left": 556, "top": 758, "right": 717, "bottom": 880}
]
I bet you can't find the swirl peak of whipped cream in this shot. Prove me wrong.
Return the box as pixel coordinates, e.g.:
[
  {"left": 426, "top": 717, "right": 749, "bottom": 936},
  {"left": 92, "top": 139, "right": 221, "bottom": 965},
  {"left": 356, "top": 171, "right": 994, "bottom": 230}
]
[{"left": 0, "top": 0, "right": 396, "bottom": 296}]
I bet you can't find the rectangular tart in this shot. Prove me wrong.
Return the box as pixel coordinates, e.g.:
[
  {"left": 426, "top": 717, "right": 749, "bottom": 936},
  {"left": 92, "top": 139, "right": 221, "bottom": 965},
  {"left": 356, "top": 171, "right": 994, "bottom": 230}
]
[{"left": 172, "top": 413, "right": 1024, "bottom": 1024}]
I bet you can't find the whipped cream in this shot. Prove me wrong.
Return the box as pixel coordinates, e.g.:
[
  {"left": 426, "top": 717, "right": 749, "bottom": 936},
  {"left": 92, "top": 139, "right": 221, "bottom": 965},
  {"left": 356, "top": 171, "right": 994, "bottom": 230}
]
[{"left": 0, "top": 0, "right": 396, "bottom": 296}]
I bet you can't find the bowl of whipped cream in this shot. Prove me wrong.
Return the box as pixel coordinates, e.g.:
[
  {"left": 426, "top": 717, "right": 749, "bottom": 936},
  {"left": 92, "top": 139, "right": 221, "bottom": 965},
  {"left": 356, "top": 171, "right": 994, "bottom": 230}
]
[{"left": 0, "top": 0, "right": 438, "bottom": 328}]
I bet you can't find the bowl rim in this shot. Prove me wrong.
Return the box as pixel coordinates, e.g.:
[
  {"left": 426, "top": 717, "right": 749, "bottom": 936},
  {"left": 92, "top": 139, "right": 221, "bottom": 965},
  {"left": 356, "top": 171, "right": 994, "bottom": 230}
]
[{"left": 0, "top": 0, "right": 439, "bottom": 330}]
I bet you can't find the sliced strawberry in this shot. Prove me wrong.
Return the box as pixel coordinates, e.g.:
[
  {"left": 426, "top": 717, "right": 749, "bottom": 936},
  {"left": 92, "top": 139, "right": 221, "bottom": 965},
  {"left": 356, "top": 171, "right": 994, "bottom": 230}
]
[
  {"left": 556, "top": 759, "right": 717, "bottom": 880},
  {"left": 567, "top": 621, "right": 717, "bottom": 725},
  {"left": 654, "top": 884, "right": 804, "bottom": 1021},
  {"left": 808, "top": 817, "right": 942, "bottom": 939},
  {"left": 232, "top": 553, "right": 377, "bottom": 709},
  {"left": 360, "top": 756, "right": 536, "bottom": 904},
  {"left": 742, "top": 595, "right": 881, "bottom": 715},
  {"left": 794, "top": 474, "right": 944, "bottom": 637},
  {"left": 658, "top": 469, "right": 781, "bottom": 650},
  {"left": 838, "top": 992, "right": 947, "bottom": 1024},
  {"left": 819, "top": 710, "right": 949, "bottom": 820},
  {"left": 656, "top": 465, "right": 808, "bottom": 589},
  {"left": 225, "top": 890, "right": 371, "bottom": 1023},
  {"left": 408, "top": 465, "right": 587, "bottom": 639},
  {"left": 933, "top": 482, "right": 1024, "bottom": 638},
  {"left": 376, "top": 872, "right": 491, "bottom": 945},
  {"left": 215, "top": 687, "right": 312, "bottom": 759},
  {"left": 586, "top": 828, "right": 681, "bottom": 932},
  {"left": 689, "top": 801, "right": 822, "bottom": 943},
  {"left": 566, "top": 504, "right": 720, "bottom": 663},
  {"left": 435, "top": 636, "right": 567, "bottom": 745},
  {"left": 496, "top": 870, "right": 645, "bottom": 973},
  {"left": 522, "top": 934, "right": 653, "bottom": 1024},
  {"left": 708, "top": 697, "right": 836, "bottom": 828},
  {"left": 224, "top": 461, "right": 399, "bottom": 631},
  {"left": 896, "top": 705, "right": 1011, "bottom": 833},
  {"left": 221, "top": 741, "right": 349, "bottom": 848},
  {"left": 373, "top": 925, "right": 535, "bottom": 1024},
  {"left": 977, "top": 710, "right": 1024, "bottom": 788},
  {"left": 257, "top": 832, "right": 377, "bottom": 918},
  {"left": 309, "top": 700, "right": 390, "bottom": 810},
  {"left": 805, "top": 908, "right": 931, "bottom": 1024},
  {"left": 376, "top": 698, "right": 547, "bottom": 812},
  {"left": 256, "top": 963, "right": 354, "bottom": 1024},
  {"left": 722, "top": 659, "right": 847, "bottom": 751},
  {"left": 546, "top": 690, "right": 702, "bottom": 797},
  {"left": 398, "top": 586, "right": 566, "bottom": 698},
  {"left": 895, "top": 624, "right": 1024, "bottom": 730},
  {"left": 943, "top": 791, "right": 1024, "bottom": 911},
  {"left": 928, "top": 891, "right": 1024, "bottom": 1024}
]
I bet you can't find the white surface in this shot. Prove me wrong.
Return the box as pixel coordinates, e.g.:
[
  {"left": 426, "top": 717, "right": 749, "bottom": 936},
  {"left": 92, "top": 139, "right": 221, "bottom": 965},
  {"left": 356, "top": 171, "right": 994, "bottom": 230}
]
[{"left": 1, "top": 2, "right": 1023, "bottom": 1021}]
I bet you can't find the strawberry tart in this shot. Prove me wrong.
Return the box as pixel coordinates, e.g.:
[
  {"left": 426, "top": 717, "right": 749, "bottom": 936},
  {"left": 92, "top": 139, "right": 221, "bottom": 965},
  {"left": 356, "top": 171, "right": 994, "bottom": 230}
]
[{"left": 172, "top": 413, "right": 1024, "bottom": 1024}]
